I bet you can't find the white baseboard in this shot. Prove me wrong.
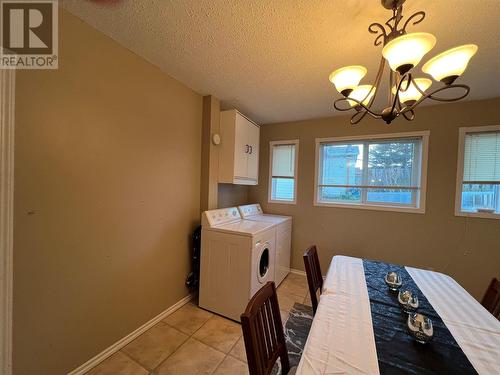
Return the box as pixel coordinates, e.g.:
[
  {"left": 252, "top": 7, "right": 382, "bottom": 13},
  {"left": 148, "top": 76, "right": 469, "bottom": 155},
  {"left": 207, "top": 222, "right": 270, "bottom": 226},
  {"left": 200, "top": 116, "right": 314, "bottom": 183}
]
[
  {"left": 68, "top": 294, "right": 194, "bottom": 375},
  {"left": 289, "top": 268, "right": 306, "bottom": 277}
]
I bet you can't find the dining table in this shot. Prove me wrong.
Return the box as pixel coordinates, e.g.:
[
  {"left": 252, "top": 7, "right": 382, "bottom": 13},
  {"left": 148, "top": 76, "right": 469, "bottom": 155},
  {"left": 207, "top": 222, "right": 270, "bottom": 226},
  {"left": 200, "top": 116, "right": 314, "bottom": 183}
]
[{"left": 295, "top": 255, "right": 500, "bottom": 375}]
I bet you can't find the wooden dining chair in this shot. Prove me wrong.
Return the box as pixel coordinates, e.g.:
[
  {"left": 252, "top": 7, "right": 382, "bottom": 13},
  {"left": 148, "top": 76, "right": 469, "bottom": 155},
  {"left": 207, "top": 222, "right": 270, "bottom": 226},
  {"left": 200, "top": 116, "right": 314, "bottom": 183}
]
[
  {"left": 303, "top": 245, "right": 323, "bottom": 315},
  {"left": 241, "top": 282, "right": 296, "bottom": 375},
  {"left": 481, "top": 278, "right": 500, "bottom": 320}
]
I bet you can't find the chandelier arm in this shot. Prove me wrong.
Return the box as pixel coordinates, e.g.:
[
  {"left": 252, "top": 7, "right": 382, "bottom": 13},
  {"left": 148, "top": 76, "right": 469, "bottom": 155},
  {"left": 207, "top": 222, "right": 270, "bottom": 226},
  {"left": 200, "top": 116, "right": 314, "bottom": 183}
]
[
  {"left": 351, "top": 107, "right": 383, "bottom": 125},
  {"left": 401, "top": 84, "right": 471, "bottom": 114},
  {"left": 395, "top": 92, "right": 403, "bottom": 112},
  {"left": 402, "top": 109, "right": 415, "bottom": 121},
  {"left": 333, "top": 56, "right": 387, "bottom": 121},
  {"left": 336, "top": 57, "right": 385, "bottom": 114},
  {"left": 385, "top": 16, "right": 396, "bottom": 32},
  {"left": 389, "top": 73, "right": 411, "bottom": 115},
  {"left": 386, "top": 5, "right": 403, "bottom": 31},
  {"left": 368, "top": 22, "right": 388, "bottom": 46},
  {"left": 333, "top": 98, "right": 381, "bottom": 126},
  {"left": 399, "top": 72, "right": 412, "bottom": 93},
  {"left": 364, "top": 56, "right": 387, "bottom": 109},
  {"left": 389, "top": 70, "right": 395, "bottom": 105},
  {"left": 426, "top": 84, "right": 470, "bottom": 102},
  {"left": 412, "top": 77, "right": 428, "bottom": 96},
  {"left": 333, "top": 97, "right": 382, "bottom": 118},
  {"left": 401, "top": 11, "right": 426, "bottom": 33},
  {"left": 367, "top": 112, "right": 382, "bottom": 119},
  {"left": 333, "top": 97, "right": 352, "bottom": 111},
  {"left": 396, "top": 94, "right": 415, "bottom": 121},
  {"left": 374, "top": 34, "right": 385, "bottom": 47},
  {"left": 350, "top": 111, "right": 370, "bottom": 125}
]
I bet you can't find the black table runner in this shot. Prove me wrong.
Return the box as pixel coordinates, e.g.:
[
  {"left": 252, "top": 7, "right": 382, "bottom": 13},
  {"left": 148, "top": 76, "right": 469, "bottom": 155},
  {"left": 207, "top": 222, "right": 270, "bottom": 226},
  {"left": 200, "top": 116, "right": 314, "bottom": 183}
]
[{"left": 362, "top": 259, "right": 477, "bottom": 374}]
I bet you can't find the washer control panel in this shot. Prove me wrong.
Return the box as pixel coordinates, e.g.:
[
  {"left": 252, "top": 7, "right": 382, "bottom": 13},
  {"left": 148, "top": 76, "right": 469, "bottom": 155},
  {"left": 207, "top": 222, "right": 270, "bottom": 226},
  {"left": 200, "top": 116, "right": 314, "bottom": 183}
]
[
  {"left": 202, "top": 207, "right": 241, "bottom": 227},
  {"left": 238, "top": 203, "right": 263, "bottom": 218}
]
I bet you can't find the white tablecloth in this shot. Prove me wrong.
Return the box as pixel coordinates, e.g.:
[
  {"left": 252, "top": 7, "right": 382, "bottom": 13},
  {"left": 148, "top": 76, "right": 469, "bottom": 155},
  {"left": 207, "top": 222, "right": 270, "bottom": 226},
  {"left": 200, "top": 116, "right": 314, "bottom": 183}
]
[{"left": 296, "top": 255, "right": 500, "bottom": 375}]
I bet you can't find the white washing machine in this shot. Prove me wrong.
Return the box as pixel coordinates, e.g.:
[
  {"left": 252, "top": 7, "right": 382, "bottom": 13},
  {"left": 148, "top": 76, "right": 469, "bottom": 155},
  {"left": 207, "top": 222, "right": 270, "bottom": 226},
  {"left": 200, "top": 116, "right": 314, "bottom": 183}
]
[
  {"left": 199, "top": 207, "right": 276, "bottom": 321},
  {"left": 238, "top": 204, "right": 292, "bottom": 286}
]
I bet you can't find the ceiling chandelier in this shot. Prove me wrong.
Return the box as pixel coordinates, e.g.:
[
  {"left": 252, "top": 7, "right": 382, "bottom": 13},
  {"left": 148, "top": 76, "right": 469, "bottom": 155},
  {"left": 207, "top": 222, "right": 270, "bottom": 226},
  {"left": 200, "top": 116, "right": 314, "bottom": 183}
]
[{"left": 329, "top": 0, "right": 478, "bottom": 125}]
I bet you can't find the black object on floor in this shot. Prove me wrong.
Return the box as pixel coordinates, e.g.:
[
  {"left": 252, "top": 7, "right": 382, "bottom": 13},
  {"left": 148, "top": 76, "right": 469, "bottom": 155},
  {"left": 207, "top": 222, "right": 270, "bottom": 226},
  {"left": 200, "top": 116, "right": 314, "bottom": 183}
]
[
  {"left": 185, "top": 225, "right": 201, "bottom": 291},
  {"left": 272, "top": 303, "right": 313, "bottom": 375}
]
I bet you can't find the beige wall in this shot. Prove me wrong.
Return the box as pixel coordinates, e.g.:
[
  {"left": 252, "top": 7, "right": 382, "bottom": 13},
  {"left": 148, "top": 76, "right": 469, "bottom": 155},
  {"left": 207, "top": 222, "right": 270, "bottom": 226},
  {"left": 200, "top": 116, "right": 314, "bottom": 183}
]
[
  {"left": 249, "top": 98, "right": 500, "bottom": 300},
  {"left": 13, "top": 9, "right": 202, "bottom": 375},
  {"left": 218, "top": 183, "right": 249, "bottom": 208}
]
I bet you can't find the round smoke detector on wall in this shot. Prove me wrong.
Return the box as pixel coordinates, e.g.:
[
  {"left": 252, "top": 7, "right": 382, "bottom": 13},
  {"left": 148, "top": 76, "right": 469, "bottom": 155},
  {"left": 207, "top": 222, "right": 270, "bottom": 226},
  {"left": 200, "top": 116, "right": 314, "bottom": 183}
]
[{"left": 212, "top": 134, "right": 221, "bottom": 145}]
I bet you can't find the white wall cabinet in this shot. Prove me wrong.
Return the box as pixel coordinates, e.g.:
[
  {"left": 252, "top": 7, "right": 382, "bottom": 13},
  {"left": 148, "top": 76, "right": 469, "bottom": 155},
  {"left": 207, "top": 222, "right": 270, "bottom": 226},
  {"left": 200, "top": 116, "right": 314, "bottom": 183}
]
[{"left": 219, "top": 109, "right": 260, "bottom": 185}]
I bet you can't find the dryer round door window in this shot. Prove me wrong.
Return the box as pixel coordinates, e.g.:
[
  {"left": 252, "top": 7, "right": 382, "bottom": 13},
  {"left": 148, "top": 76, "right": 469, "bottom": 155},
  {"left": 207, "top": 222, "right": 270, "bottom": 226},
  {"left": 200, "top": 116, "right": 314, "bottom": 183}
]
[{"left": 258, "top": 246, "right": 270, "bottom": 282}]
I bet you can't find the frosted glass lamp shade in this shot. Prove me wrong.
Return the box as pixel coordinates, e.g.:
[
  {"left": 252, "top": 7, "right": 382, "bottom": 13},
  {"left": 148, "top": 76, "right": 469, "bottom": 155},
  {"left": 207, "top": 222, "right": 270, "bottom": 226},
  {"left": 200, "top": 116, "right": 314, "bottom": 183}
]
[
  {"left": 329, "top": 66, "right": 367, "bottom": 96},
  {"left": 393, "top": 78, "right": 432, "bottom": 105},
  {"left": 382, "top": 32, "right": 436, "bottom": 74},
  {"left": 348, "top": 85, "right": 375, "bottom": 107},
  {"left": 422, "top": 44, "right": 478, "bottom": 85}
]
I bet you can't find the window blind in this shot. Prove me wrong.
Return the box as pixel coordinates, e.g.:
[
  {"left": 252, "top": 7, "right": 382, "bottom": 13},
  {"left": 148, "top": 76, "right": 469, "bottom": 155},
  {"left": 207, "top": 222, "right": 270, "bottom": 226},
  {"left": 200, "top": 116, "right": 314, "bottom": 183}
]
[
  {"left": 272, "top": 144, "right": 295, "bottom": 177},
  {"left": 463, "top": 131, "right": 500, "bottom": 183}
]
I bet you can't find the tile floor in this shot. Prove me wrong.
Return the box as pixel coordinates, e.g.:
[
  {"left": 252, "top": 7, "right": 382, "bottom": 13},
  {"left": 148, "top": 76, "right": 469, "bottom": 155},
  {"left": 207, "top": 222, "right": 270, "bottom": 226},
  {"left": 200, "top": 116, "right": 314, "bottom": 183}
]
[{"left": 87, "top": 273, "right": 310, "bottom": 375}]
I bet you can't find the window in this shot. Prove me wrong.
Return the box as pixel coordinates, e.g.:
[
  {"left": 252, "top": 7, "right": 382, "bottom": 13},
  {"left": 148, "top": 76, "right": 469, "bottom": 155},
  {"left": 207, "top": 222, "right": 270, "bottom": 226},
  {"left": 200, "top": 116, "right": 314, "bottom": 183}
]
[
  {"left": 314, "top": 131, "right": 429, "bottom": 213},
  {"left": 455, "top": 125, "right": 500, "bottom": 219},
  {"left": 269, "top": 140, "right": 299, "bottom": 204}
]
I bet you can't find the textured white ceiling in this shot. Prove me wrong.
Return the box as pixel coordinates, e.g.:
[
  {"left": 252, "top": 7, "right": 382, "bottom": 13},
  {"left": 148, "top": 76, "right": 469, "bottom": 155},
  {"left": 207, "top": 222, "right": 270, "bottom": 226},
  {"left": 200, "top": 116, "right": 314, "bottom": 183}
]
[{"left": 61, "top": 0, "right": 500, "bottom": 124}]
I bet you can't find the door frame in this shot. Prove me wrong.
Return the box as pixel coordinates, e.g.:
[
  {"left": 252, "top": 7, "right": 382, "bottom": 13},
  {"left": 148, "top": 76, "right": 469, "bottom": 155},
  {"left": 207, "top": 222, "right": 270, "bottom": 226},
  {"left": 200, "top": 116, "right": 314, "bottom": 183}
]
[{"left": 0, "top": 68, "right": 15, "bottom": 375}]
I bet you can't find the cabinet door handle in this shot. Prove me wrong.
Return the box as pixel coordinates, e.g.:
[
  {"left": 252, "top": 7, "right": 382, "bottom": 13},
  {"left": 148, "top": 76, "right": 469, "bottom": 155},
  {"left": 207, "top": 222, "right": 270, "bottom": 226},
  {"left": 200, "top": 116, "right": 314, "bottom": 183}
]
[
  {"left": 249, "top": 145, "right": 253, "bottom": 154},
  {"left": 245, "top": 144, "right": 249, "bottom": 154}
]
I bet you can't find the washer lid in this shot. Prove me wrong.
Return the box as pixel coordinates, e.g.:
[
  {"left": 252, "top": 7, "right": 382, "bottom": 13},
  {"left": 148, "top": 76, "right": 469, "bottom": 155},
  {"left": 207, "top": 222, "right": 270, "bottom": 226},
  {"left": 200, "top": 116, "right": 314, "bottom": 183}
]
[
  {"left": 244, "top": 214, "right": 291, "bottom": 224},
  {"left": 238, "top": 204, "right": 291, "bottom": 223},
  {"left": 209, "top": 219, "right": 275, "bottom": 236}
]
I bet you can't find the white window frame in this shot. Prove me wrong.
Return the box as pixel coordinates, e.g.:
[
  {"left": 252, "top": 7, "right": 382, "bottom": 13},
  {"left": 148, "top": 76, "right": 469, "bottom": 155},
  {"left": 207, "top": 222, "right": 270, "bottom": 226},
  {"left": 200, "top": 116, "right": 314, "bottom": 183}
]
[
  {"left": 314, "top": 131, "right": 429, "bottom": 214},
  {"left": 268, "top": 139, "right": 299, "bottom": 205},
  {"left": 455, "top": 125, "right": 500, "bottom": 220}
]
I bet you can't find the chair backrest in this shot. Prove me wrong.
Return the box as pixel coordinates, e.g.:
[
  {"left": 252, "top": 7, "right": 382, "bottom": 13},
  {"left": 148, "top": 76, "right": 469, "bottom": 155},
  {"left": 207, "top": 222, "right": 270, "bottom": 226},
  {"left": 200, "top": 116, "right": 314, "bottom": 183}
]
[
  {"left": 241, "top": 282, "right": 290, "bottom": 375},
  {"left": 303, "top": 245, "right": 323, "bottom": 315},
  {"left": 481, "top": 278, "right": 500, "bottom": 320}
]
